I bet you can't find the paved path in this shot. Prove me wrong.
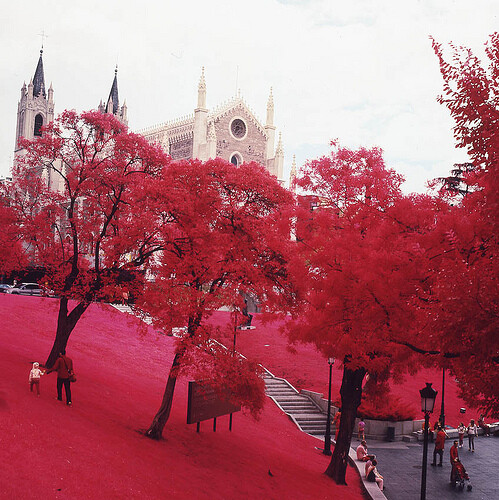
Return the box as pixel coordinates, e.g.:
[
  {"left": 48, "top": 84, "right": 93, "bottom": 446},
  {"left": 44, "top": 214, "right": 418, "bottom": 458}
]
[{"left": 365, "top": 436, "right": 499, "bottom": 500}]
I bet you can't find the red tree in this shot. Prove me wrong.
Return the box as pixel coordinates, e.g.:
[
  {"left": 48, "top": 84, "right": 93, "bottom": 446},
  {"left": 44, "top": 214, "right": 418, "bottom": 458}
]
[
  {"left": 3, "top": 110, "right": 168, "bottom": 367},
  {"left": 0, "top": 191, "right": 27, "bottom": 274},
  {"left": 414, "top": 35, "right": 499, "bottom": 415},
  {"left": 138, "top": 158, "right": 294, "bottom": 439},
  {"left": 285, "top": 144, "right": 436, "bottom": 483}
]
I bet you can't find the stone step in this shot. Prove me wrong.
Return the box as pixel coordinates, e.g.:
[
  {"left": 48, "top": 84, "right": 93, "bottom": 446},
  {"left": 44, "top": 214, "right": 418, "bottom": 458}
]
[
  {"left": 295, "top": 417, "right": 329, "bottom": 424},
  {"left": 265, "top": 389, "right": 299, "bottom": 398},
  {"left": 278, "top": 402, "right": 317, "bottom": 408},
  {"left": 279, "top": 406, "right": 318, "bottom": 412}
]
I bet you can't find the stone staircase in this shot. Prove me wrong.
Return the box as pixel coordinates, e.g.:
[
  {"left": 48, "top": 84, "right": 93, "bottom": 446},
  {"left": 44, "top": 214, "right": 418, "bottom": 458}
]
[
  {"left": 263, "top": 370, "right": 331, "bottom": 439},
  {"left": 109, "top": 303, "right": 332, "bottom": 439}
]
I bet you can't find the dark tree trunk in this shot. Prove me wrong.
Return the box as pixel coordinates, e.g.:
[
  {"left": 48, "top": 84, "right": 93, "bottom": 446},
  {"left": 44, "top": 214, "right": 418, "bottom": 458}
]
[
  {"left": 145, "top": 310, "right": 201, "bottom": 439},
  {"left": 45, "top": 298, "right": 89, "bottom": 367},
  {"left": 145, "top": 351, "right": 183, "bottom": 440},
  {"left": 325, "top": 365, "right": 366, "bottom": 484}
]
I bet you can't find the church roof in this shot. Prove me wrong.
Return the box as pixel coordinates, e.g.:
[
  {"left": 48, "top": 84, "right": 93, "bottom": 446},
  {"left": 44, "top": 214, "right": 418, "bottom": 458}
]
[
  {"left": 33, "top": 49, "right": 46, "bottom": 98},
  {"left": 210, "top": 96, "right": 267, "bottom": 137},
  {"left": 106, "top": 68, "right": 119, "bottom": 115}
]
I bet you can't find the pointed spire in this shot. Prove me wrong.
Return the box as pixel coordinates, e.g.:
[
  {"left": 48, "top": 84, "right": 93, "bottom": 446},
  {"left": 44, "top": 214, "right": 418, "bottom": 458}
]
[
  {"left": 33, "top": 48, "right": 46, "bottom": 98},
  {"left": 197, "top": 66, "right": 207, "bottom": 109},
  {"left": 275, "top": 132, "right": 284, "bottom": 157},
  {"left": 106, "top": 66, "right": 119, "bottom": 115},
  {"left": 266, "top": 87, "right": 274, "bottom": 127},
  {"left": 290, "top": 154, "right": 297, "bottom": 177},
  {"left": 290, "top": 154, "right": 297, "bottom": 190},
  {"left": 28, "top": 78, "right": 34, "bottom": 98}
]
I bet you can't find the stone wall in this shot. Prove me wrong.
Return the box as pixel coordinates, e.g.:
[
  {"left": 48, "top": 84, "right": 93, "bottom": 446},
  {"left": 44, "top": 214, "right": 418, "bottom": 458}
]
[
  {"left": 301, "top": 389, "right": 423, "bottom": 441},
  {"left": 214, "top": 108, "right": 266, "bottom": 165}
]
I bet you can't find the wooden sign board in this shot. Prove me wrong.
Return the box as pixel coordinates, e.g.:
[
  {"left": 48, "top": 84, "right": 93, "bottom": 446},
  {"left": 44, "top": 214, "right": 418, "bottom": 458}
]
[{"left": 187, "top": 381, "right": 241, "bottom": 424}]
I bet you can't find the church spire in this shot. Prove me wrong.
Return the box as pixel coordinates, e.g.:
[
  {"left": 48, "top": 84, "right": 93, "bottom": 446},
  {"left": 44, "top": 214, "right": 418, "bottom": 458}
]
[
  {"left": 290, "top": 154, "right": 297, "bottom": 191},
  {"left": 197, "top": 66, "right": 207, "bottom": 109},
  {"left": 106, "top": 66, "right": 119, "bottom": 115},
  {"left": 275, "top": 132, "right": 284, "bottom": 157},
  {"left": 266, "top": 87, "right": 274, "bottom": 126},
  {"left": 33, "top": 48, "right": 46, "bottom": 98}
]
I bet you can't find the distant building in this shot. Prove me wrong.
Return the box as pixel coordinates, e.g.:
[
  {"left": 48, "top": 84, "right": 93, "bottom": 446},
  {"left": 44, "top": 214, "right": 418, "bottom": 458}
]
[
  {"left": 139, "top": 68, "right": 284, "bottom": 183},
  {"left": 14, "top": 51, "right": 285, "bottom": 185}
]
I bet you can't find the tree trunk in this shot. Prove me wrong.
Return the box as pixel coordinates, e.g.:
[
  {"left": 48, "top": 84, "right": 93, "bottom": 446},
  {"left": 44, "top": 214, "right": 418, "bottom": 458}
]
[
  {"left": 145, "top": 351, "right": 183, "bottom": 440},
  {"left": 325, "top": 365, "right": 366, "bottom": 484},
  {"left": 45, "top": 298, "right": 89, "bottom": 367}
]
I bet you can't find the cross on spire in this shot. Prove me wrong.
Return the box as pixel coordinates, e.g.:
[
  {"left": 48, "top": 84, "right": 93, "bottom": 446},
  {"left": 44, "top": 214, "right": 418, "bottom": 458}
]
[{"left": 38, "top": 30, "right": 48, "bottom": 50}]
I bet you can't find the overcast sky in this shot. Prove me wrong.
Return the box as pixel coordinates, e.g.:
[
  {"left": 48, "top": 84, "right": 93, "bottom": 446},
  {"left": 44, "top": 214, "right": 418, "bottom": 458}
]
[{"left": 1, "top": 0, "right": 497, "bottom": 193}]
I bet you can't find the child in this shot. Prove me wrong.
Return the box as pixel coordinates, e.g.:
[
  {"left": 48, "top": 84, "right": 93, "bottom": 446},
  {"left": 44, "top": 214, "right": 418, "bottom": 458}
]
[
  {"left": 29, "top": 362, "right": 45, "bottom": 396},
  {"left": 457, "top": 422, "right": 465, "bottom": 448}
]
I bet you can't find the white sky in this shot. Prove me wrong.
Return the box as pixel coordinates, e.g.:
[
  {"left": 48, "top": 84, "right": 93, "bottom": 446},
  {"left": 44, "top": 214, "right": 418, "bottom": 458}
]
[{"left": 1, "top": 0, "right": 497, "bottom": 193}]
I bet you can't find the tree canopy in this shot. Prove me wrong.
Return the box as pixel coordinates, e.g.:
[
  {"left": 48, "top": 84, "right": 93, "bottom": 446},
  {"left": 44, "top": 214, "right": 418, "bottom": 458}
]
[{"left": 2, "top": 110, "right": 168, "bottom": 366}]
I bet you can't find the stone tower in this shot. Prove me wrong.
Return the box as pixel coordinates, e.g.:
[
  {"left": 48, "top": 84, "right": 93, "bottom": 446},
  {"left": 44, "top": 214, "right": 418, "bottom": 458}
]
[
  {"left": 15, "top": 48, "right": 54, "bottom": 153},
  {"left": 98, "top": 67, "right": 128, "bottom": 125}
]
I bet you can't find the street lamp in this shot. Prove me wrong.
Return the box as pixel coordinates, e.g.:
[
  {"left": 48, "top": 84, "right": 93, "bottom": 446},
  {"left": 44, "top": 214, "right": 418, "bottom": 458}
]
[
  {"left": 323, "top": 357, "right": 335, "bottom": 455},
  {"left": 439, "top": 367, "right": 446, "bottom": 429},
  {"left": 420, "top": 382, "right": 438, "bottom": 500}
]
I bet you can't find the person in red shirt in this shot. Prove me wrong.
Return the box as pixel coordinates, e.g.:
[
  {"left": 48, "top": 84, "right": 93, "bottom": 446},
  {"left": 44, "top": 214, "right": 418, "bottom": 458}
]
[
  {"left": 450, "top": 440, "right": 459, "bottom": 464},
  {"left": 431, "top": 426, "right": 447, "bottom": 466},
  {"left": 46, "top": 350, "right": 74, "bottom": 406}
]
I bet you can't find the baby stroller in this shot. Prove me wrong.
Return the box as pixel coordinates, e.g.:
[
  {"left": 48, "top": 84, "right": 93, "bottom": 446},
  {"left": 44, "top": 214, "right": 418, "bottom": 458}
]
[{"left": 450, "top": 459, "right": 472, "bottom": 491}]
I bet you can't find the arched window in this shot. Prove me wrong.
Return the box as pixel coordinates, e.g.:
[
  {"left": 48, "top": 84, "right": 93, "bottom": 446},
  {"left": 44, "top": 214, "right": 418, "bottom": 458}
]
[
  {"left": 34, "top": 114, "right": 43, "bottom": 137},
  {"left": 230, "top": 152, "right": 242, "bottom": 166}
]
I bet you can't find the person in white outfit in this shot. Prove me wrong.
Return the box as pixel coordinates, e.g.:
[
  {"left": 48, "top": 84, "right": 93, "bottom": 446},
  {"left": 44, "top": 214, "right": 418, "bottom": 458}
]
[{"left": 29, "top": 362, "right": 45, "bottom": 396}]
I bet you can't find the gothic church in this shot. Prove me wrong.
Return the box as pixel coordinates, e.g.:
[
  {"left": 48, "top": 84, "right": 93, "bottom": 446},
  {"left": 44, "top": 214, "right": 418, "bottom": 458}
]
[{"left": 15, "top": 50, "right": 285, "bottom": 184}]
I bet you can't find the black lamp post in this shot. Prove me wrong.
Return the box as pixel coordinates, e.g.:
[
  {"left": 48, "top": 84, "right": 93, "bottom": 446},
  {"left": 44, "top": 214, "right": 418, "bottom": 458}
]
[
  {"left": 420, "top": 382, "right": 438, "bottom": 500},
  {"left": 439, "top": 367, "right": 446, "bottom": 429},
  {"left": 323, "top": 357, "right": 335, "bottom": 455}
]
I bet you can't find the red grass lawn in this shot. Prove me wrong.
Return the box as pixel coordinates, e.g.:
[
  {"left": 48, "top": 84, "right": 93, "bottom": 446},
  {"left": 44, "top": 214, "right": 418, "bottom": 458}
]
[
  {"left": 208, "top": 312, "right": 479, "bottom": 427},
  {"left": 0, "top": 295, "right": 365, "bottom": 500}
]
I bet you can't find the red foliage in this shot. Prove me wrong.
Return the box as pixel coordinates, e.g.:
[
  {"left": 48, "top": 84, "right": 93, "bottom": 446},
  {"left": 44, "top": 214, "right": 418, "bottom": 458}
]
[
  {"left": 421, "top": 35, "right": 499, "bottom": 415},
  {"left": 282, "top": 143, "right": 440, "bottom": 482},
  {"left": 357, "top": 396, "right": 417, "bottom": 422},
  {"left": 3, "top": 110, "right": 168, "bottom": 365},
  {"left": 0, "top": 194, "right": 27, "bottom": 273},
  {"left": 138, "top": 158, "right": 294, "bottom": 433}
]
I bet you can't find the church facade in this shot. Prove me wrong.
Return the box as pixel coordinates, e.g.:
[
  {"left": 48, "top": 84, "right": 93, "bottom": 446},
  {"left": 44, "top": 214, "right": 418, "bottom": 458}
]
[
  {"left": 15, "top": 51, "right": 285, "bottom": 185},
  {"left": 139, "top": 68, "right": 284, "bottom": 183}
]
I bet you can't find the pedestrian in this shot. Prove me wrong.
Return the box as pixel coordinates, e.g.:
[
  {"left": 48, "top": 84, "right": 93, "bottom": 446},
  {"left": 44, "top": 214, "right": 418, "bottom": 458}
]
[
  {"left": 430, "top": 419, "right": 440, "bottom": 443},
  {"left": 431, "top": 426, "right": 447, "bottom": 466},
  {"left": 366, "top": 459, "right": 384, "bottom": 492},
  {"left": 358, "top": 419, "right": 366, "bottom": 440},
  {"left": 478, "top": 414, "right": 490, "bottom": 436},
  {"left": 467, "top": 419, "right": 478, "bottom": 452},
  {"left": 242, "top": 299, "right": 253, "bottom": 327},
  {"left": 28, "top": 362, "right": 45, "bottom": 396},
  {"left": 450, "top": 440, "right": 459, "bottom": 464},
  {"left": 356, "top": 440, "right": 375, "bottom": 462},
  {"left": 46, "top": 349, "right": 74, "bottom": 406},
  {"left": 457, "top": 422, "right": 465, "bottom": 447},
  {"left": 121, "top": 288, "right": 129, "bottom": 306}
]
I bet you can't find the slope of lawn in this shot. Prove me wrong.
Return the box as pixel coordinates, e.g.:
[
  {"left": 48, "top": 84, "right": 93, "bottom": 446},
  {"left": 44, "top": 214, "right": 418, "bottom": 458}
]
[
  {"left": 0, "top": 295, "right": 365, "bottom": 500},
  {"left": 208, "top": 311, "right": 478, "bottom": 427}
]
